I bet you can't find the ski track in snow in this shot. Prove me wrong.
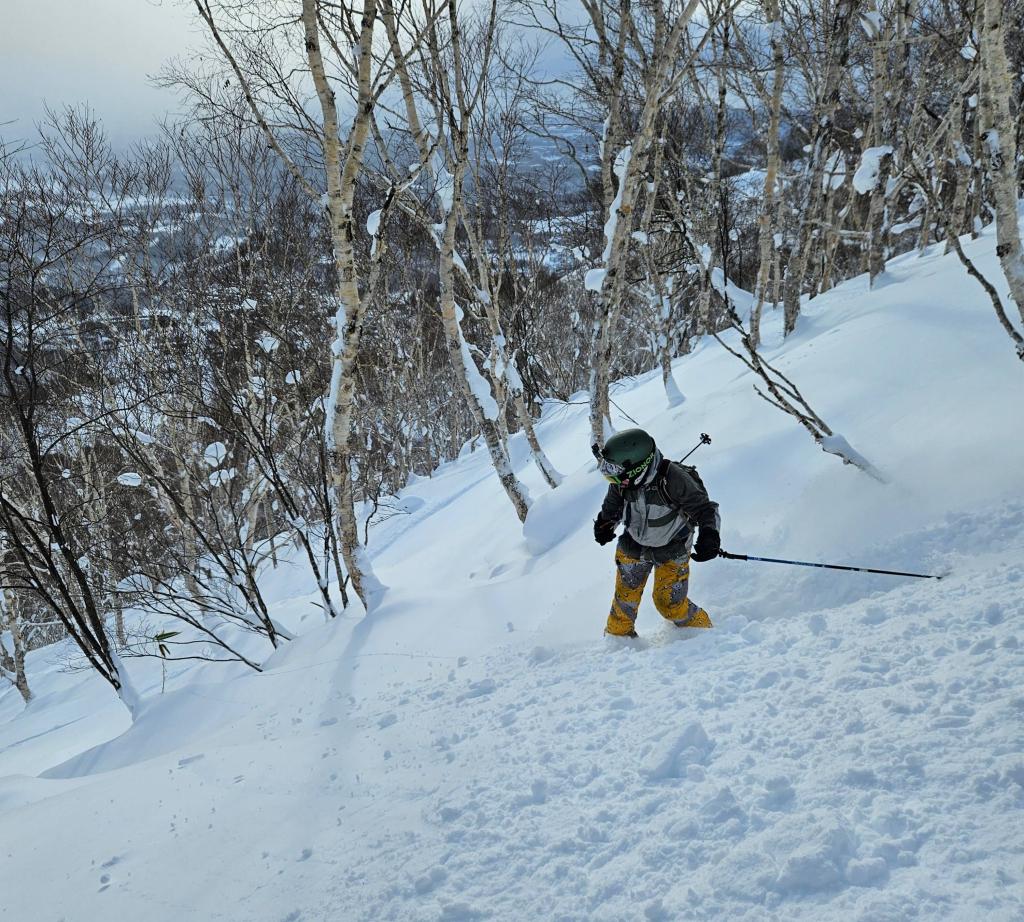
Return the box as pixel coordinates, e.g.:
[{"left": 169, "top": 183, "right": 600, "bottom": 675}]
[{"left": 2, "top": 228, "right": 1024, "bottom": 921}]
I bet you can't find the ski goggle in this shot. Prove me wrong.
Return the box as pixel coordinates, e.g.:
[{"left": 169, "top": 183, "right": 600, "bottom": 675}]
[
  {"left": 597, "top": 457, "right": 626, "bottom": 481},
  {"left": 598, "top": 450, "right": 654, "bottom": 485}
]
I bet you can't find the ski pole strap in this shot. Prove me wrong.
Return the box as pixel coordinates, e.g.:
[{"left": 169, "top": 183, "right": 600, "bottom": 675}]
[{"left": 718, "top": 550, "right": 942, "bottom": 580}]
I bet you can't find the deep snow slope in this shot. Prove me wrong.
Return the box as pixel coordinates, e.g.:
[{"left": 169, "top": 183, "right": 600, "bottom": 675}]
[{"left": 2, "top": 228, "right": 1024, "bottom": 922}]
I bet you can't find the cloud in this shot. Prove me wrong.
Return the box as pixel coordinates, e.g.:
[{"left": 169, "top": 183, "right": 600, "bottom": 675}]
[{"left": 0, "top": 0, "right": 196, "bottom": 148}]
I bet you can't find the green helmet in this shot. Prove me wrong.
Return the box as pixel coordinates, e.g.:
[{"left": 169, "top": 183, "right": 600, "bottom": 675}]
[{"left": 598, "top": 428, "right": 657, "bottom": 486}]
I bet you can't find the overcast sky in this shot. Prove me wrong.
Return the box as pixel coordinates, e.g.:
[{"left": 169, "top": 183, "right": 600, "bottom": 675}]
[
  {"left": 1, "top": 0, "right": 581, "bottom": 157},
  {"left": 1, "top": 0, "right": 198, "bottom": 151}
]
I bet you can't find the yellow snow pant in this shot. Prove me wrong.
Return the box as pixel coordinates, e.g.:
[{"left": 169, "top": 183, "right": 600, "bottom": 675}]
[{"left": 606, "top": 547, "right": 712, "bottom": 636}]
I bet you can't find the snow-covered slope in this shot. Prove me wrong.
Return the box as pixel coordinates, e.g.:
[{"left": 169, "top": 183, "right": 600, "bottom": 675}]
[{"left": 2, "top": 229, "right": 1023, "bottom": 921}]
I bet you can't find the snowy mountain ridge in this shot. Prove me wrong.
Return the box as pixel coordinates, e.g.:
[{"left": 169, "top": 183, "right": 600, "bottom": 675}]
[{"left": 2, "top": 224, "right": 1023, "bottom": 921}]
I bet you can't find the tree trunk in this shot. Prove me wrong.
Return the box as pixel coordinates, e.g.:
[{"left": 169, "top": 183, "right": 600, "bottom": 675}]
[
  {"left": 750, "top": 0, "right": 784, "bottom": 349},
  {"left": 437, "top": 191, "right": 532, "bottom": 521},
  {"left": 0, "top": 590, "right": 31, "bottom": 704},
  {"left": 979, "top": 0, "right": 1024, "bottom": 327},
  {"left": 303, "top": 0, "right": 387, "bottom": 611},
  {"left": 585, "top": 0, "right": 706, "bottom": 447},
  {"left": 782, "top": 0, "right": 857, "bottom": 335},
  {"left": 864, "top": 1, "right": 892, "bottom": 284},
  {"left": 435, "top": 7, "right": 533, "bottom": 523}
]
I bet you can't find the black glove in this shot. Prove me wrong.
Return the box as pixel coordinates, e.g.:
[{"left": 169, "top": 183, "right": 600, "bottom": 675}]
[
  {"left": 691, "top": 527, "right": 721, "bottom": 562},
  {"left": 594, "top": 516, "right": 617, "bottom": 546}
]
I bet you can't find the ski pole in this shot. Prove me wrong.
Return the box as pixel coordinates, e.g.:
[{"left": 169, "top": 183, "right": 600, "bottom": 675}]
[
  {"left": 592, "top": 432, "right": 711, "bottom": 463},
  {"left": 717, "top": 550, "right": 943, "bottom": 580},
  {"left": 680, "top": 432, "right": 712, "bottom": 463}
]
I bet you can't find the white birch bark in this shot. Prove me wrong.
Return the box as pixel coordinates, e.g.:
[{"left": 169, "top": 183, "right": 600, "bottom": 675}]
[
  {"left": 585, "top": 0, "right": 710, "bottom": 447},
  {"left": 863, "top": 0, "right": 894, "bottom": 285},
  {"left": 384, "top": 0, "right": 538, "bottom": 517},
  {"left": 782, "top": 0, "right": 857, "bottom": 336},
  {"left": 749, "top": 0, "right": 785, "bottom": 349},
  {"left": 434, "top": 2, "right": 532, "bottom": 523},
  {"left": 0, "top": 586, "right": 31, "bottom": 704},
  {"left": 979, "top": 0, "right": 1024, "bottom": 329},
  {"left": 460, "top": 216, "right": 563, "bottom": 490},
  {"left": 302, "top": 0, "right": 387, "bottom": 610}
]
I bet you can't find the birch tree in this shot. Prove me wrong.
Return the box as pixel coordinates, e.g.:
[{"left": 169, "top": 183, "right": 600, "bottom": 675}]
[
  {"left": 781, "top": 0, "right": 859, "bottom": 336},
  {"left": 460, "top": 46, "right": 564, "bottom": 488},
  {"left": 187, "top": 0, "right": 422, "bottom": 610},
  {"left": 0, "top": 133, "right": 142, "bottom": 714},
  {"left": 977, "top": 0, "right": 1024, "bottom": 351},
  {"left": 0, "top": 574, "right": 31, "bottom": 704},
  {"left": 375, "top": 0, "right": 536, "bottom": 521},
  {"left": 749, "top": 0, "right": 786, "bottom": 348},
  {"left": 572, "top": 0, "right": 727, "bottom": 446}
]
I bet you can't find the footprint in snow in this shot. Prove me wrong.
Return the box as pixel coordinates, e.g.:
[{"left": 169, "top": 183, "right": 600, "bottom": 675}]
[
  {"left": 457, "top": 679, "right": 496, "bottom": 701},
  {"left": 413, "top": 866, "right": 447, "bottom": 894},
  {"left": 529, "top": 646, "right": 555, "bottom": 665},
  {"left": 758, "top": 776, "right": 796, "bottom": 810},
  {"left": 438, "top": 902, "right": 485, "bottom": 921},
  {"left": 643, "top": 722, "right": 714, "bottom": 781},
  {"left": 513, "top": 779, "right": 548, "bottom": 807}
]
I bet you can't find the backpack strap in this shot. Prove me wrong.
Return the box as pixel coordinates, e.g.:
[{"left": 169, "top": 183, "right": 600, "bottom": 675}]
[
  {"left": 654, "top": 458, "right": 674, "bottom": 507},
  {"left": 656, "top": 460, "right": 700, "bottom": 527}
]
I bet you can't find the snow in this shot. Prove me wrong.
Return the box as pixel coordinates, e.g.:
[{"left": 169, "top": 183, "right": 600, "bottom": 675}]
[
  {"left": 256, "top": 333, "right": 280, "bottom": 353},
  {"left": 603, "top": 145, "right": 632, "bottom": 263},
  {"left": 451, "top": 249, "right": 470, "bottom": 279},
  {"left": 366, "top": 209, "right": 382, "bottom": 237},
  {"left": 586, "top": 144, "right": 634, "bottom": 291},
  {"left": 4, "top": 226, "right": 1024, "bottom": 920},
  {"left": 820, "top": 433, "right": 887, "bottom": 482},
  {"left": 203, "top": 441, "right": 228, "bottom": 468},
  {"left": 710, "top": 267, "right": 755, "bottom": 321},
  {"left": 212, "top": 235, "right": 245, "bottom": 254},
  {"left": 116, "top": 472, "right": 143, "bottom": 487},
  {"left": 984, "top": 129, "right": 1001, "bottom": 159},
  {"left": 823, "top": 149, "right": 847, "bottom": 191},
  {"left": 208, "top": 467, "right": 236, "bottom": 487},
  {"left": 584, "top": 267, "right": 607, "bottom": 292},
  {"left": 853, "top": 146, "right": 894, "bottom": 195},
  {"left": 664, "top": 371, "right": 685, "bottom": 408},
  {"left": 732, "top": 168, "right": 769, "bottom": 199},
  {"left": 859, "top": 11, "right": 882, "bottom": 39},
  {"left": 455, "top": 308, "right": 499, "bottom": 421}
]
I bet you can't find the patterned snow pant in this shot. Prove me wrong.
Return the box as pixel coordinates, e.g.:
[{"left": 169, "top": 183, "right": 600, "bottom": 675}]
[{"left": 605, "top": 547, "right": 712, "bottom": 636}]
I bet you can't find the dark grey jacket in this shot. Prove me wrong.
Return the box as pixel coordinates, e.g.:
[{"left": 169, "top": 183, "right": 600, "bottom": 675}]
[{"left": 599, "top": 455, "right": 720, "bottom": 563}]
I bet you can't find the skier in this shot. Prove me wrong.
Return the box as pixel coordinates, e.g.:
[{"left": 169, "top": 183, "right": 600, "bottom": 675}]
[{"left": 593, "top": 428, "right": 721, "bottom": 637}]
